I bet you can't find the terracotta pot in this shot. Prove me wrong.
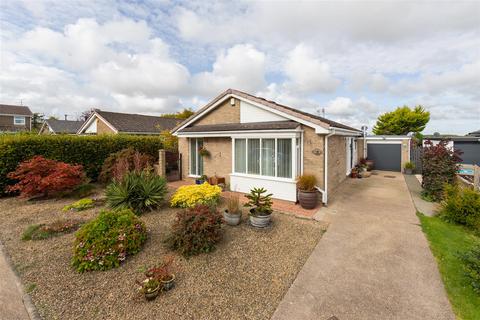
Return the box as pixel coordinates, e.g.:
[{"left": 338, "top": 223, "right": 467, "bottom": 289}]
[
  {"left": 249, "top": 210, "right": 271, "bottom": 228},
  {"left": 351, "top": 171, "right": 358, "bottom": 178},
  {"left": 223, "top": 210, "right": 241, "bottom": 226},
  {"left": 298, "top": 190, "right": 318, "bottom": 209},
  {"left": 162, "top": 274, "right": 175, "bottom": 291}
]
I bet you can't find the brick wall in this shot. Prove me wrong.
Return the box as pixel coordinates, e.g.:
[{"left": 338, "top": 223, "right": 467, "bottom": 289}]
[
  {"left": 202, "top": 137, "right": 232, "bottom": 183},
  {"left": 327, "top": 135, "right": 347, "bottom": 194},
  {"left": 0, "top": 115, "right": 31, "bottom": 132},
  {"left": 357, "top": 138, "right": 365, "bottom": 162},
  {"left": 178, "top": 137, "right": 189, "bottom": 180},
  {"left": 96, "top": 119, "right": 115, "bottom": 134},
  {"left": 194, "top": 98, "right": 240, "bottom": 126},
  {"left": 401, "top": 139, "right": 410, "bottom": 170},
  {"left": 302, "top": 126, "right": 326, "bottom": 189}
]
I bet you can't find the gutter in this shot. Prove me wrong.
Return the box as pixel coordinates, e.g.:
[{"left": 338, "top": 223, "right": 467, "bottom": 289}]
[{"left": 316, "top": 129, "right": 336, "bottom": 205}]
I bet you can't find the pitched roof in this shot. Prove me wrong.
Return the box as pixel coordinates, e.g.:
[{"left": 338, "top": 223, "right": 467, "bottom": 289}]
[
  {"left": 96, "top": 110, "right": 180, "bottom": 133},
  {"left": 0, "top": 104, "right": 32, "bottom": 116},
  {"left": 45, "top": 119, "right": 83, "bottom": 134},
  {"left": 173, "top": 89, "right": 361, "bottom": 133},
  {"left": 468, "top": 130, "right": 480, "bottom": 137},
  {"left": 180, "top": 121, "right": 300, "bottom": 133}
]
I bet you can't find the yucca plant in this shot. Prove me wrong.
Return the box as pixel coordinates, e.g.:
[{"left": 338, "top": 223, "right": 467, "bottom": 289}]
[{"left": 106, "top": 171, "right": 167, "bottom": 215}]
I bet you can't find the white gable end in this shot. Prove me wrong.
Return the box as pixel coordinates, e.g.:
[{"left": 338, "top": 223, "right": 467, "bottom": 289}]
[
  {"left": 240, "top": 100, "right": 288, "bottom": 123},
  {"left": 84, "top": 118, "right": 97, "bottom": 133}
]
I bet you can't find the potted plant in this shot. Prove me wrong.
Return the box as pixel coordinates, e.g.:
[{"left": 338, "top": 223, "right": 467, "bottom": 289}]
[
  {"left": 145, "top": 256, "right": 176, "bottom": 292},
  {"left": 137, "top": 277, "right": 161, "bottom": 301},
  {"left": 297, "top": 174, "right": 318, "bottom": 209},
  {"left": 404, "top": 162, "right": 415, "bottom": 175},
  {"left": 351, "top": 167, "right": 359, "bottom": 178},
  {"left": 198, "top": 147, "right": 210, "bottom": 157},
  {"left": 244, "top": 187, "right": 273, "bottom": 228},
  {"left": 195, "top": 174, "right": 208, "bottom": 185},
  {"left": 223, "top": 194, "right": 242, "bottom": 226},
  {"left": 365, "top": 158, "right": 374, "bottom": 171}
]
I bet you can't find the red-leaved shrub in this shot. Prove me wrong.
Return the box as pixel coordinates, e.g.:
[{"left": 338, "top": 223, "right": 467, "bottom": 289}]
[
  {"left": 99, "top": 148, "right": 153, "bottom": 183},
  {"left": 6, "top": 156, "right": 85, "bottom": 198}
]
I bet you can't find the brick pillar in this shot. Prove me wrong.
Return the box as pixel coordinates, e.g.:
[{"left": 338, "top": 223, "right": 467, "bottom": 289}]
[{"left": 157, "top": 149, "right": 166, "bottom": 177}]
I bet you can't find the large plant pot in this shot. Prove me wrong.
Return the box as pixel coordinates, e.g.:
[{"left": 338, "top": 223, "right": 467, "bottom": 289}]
[
  {"left": 366, "top": 160, "right": 374, "bottom": 171},
  {"left": 162, "top": 274, "right": 175, "bottom": 291},
  {"left": 223, "top": 210, "right": 241, "bottom": 226},
  {"left": 249, "top": 210, "right": 271, "bottom": 228},
  {"left": 404, "top": 168, "right": 413, "bottom": 175},
  {"left": 298, "top": 190, "right": 318, "bottom": 209},
  {"left": 144, "top": 286, "right": 160, "bottom": 301}
]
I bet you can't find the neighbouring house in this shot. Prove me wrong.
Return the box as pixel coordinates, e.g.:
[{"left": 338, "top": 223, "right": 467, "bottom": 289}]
[
  {"left": 39, "top": 119, "right": 84, "bottom": 135},
  {"left": 424, "top": 132, "right": 480, "bottom": 165},
  {"left": 77, "top": 109, "right": 180, "bottom": 135},
  {"left": 0, "top": 104, "right": 32, "bottom": 132},
  {"left": 171, "top": 89, "right": 364, "bottom": 203}
]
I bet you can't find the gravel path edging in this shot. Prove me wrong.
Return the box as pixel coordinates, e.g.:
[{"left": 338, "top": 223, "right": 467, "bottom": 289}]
[{"left": 0, "top": 240, "right": 42, "bottom": 320}]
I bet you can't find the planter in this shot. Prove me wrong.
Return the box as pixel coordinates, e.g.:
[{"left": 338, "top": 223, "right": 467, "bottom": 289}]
[
  {"left": 360, "top": 171, "right": 372, "bottom": 178},
  {"left": 144, "top": 286, "right": 160, "bottom": 301},
  {"left": 298, "top": 190, "right": 318, "bottom": 209},
  {"left": 195, "top": 179, "right": 204, "bottom": 185},
  {"left": 249, "top": 209, "right": 271, "bottom": 228},
  {"left": 161, "top": 274, "right": 175, "bottom": 291},
  {"left": 351, "top": 171, "right": 358, "bottom": 178},
  {"left": 223, "top": 210, "right": 241, "bottom": 226},
  {"left": 404, "top": 168, "right": 413, "bottom": 175},
  {"left": 366, "top": 160, "right": 374, "bottom": 171}
]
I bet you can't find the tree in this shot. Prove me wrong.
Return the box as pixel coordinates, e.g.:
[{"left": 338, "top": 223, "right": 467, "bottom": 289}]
[
  {"left": 162, "top": 108, "right": 194, "bottom": 119},
  {"left": 31, "top": 113, "right": 45, "bottom": 131},
  {"left": 79, "top": 108, "right": 95, "bottom": 122},
  {"left": 372, "top": 105, "right": 430, "bottom": 135}
]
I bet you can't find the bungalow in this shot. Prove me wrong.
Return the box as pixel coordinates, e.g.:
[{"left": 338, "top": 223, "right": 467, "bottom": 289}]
[
  {"left": 0, "top": 104, "right": 32, "bottom": 132},
  {"left": 171, "top": 89, "right": 364, "bottom": 204},
  {"left": 424, "top": 132, "right": 480, "bottom": 165},
  {"left": 39, "top": 119, "right": 84, "bottom": 135},
  {"left": 77, "top": 109, "right": 180, "bottom": 135}
]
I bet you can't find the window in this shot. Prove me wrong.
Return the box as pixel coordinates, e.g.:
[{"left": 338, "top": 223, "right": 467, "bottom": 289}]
[
  {"left": 189, "top": 138, "right": 203, "bottom": 176},
  {"left": 14, "top": 116, "right": 25, "bottom": 125},
  {"left": 233, "top": 137, "right": 294, "bottom": 179}
]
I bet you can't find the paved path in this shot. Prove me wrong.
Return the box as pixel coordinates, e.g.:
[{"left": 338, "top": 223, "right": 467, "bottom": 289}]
[
  {"left": 272, "top": 172, "right": 454, "bottom": 320},
  {"left": 404, "top": 174, "right": 439, "bottom": 216},
  {"left": 0, "top": 242, "right": 30, "bottom": 320}
]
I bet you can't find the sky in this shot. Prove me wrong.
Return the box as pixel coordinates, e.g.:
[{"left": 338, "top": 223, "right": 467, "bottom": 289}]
[{"left": 0, "top": 0, "right": 479, "bottom": 134}]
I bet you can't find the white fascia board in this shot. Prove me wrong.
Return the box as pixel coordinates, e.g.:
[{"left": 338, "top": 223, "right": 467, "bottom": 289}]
[
  {"left": 77, "top": 112, "right": 118, "bottom": 134},
  {"left": 330, "top": 127, "right": 362, "bottom": 136},
  {"left": 176, "top": 129, "right": 302, "bottom": 138},
  {"left": 174, "top": 93, "right": 330, "bottom": 134},
  {"left": 366, "top": 140, "right": 402, "bottom": 144},
  {"left": 365, "top": 136, "right": 411, "bottom": 140}
]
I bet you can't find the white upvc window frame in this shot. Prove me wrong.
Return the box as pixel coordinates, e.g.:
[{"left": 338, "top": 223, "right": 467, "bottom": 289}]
[
  {"left": 231, "top": 133, "right": 301, "bottom": 182},
  {"left": 189, "top": 138, "right": 203, "bottom": 177},
  {"left": 14, "top": 116, "right": 26, "bottom": 125}
]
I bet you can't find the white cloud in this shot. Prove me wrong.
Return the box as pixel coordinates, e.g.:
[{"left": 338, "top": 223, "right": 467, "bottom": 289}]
[{"left": 192, "top": 44, "right": 267, "bottom": 96}]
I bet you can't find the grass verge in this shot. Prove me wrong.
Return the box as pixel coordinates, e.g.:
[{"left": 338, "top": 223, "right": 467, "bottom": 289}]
[{"left": 419, "top": 213, "right": 480, "bottom": 319}]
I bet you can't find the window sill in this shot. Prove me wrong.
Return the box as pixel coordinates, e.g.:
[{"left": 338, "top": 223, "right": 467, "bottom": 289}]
[
  {"left": 230, "top": 173, "right": 296, "bottom": 183},
  {"left": 188, "top": 174, "right": 201, "bottom": 178}
]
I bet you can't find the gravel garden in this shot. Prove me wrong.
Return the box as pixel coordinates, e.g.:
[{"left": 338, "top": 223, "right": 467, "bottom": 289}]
[{"left": 0, "top": 143, "right": 327, "bottom": 320}]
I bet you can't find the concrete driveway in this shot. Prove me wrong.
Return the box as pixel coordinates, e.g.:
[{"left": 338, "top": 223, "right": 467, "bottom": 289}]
[{"left": 272, "top": 171, "right": 454, "bottom": 320}]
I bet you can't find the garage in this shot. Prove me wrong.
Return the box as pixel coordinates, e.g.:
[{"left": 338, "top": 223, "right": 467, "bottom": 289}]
[
  {"left": 454, "top": 141, "right": 480, "bottom": 165},
  {"left": 365, "top": 136, "right": 410, "bottom": 172}
]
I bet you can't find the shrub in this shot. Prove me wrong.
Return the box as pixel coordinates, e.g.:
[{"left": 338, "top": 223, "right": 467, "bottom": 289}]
[
  {"left": 106, "top": 171, "right": 167, "bottom": 214},
  {"left": 460, "top": 244, "right": 480, "bottom": 293},
  {"left": 166, "top": 205, "right": 223, "bottom": 257},
  {"left": 404, "top": 162, "right": 415, "bottom": 170},
  {"left": 6, "top": 156, "right": 85, "bottom": 198},
  {"left": 0, "top": 134, "right": 164, "bottom": 195},
  {"left": 170, "top": 182, "right": 222, "bottom": 208},
  {"left": 440, "top": 184, "right": 480, "bottom": 229},
  {"left": 422, "top": 140, "right": 462, "bottom": 201},
  {"left": 225, "top": 193, "right": 241, "bottom": 215},
  {"left": 99, "top": 148, "right": 154, "bottom": 183},
  {"left": 63, "top": 198, "right": 95, "bottom": 212},
  {"left": 297, "top": 174, "right": 317, "bottom": 191},
  {"left": 72, "top": 209, "right": 147, "bottom": 272},
  {"left": 244, "top": 187, "right": 273, "bottom": 216},
  {"left": 22, "top": 219, "right": 81, "bottom": 241}
]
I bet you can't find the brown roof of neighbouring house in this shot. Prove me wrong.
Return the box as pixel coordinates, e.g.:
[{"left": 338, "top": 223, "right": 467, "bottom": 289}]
[
  {"left": 45, "top": 119, "right": 83, "bottom": 134},
  {"left": 180, "top": 121, "right": 300, "bottom": 133},
  {"left": 0, "top": 104, "right": 32, "bottom": 116},
  {"left": 173, "top": 89, "right": 361, "bottom": 133},
  {"left": 96, "top": 110, "right": 180, "bottom": 133}
]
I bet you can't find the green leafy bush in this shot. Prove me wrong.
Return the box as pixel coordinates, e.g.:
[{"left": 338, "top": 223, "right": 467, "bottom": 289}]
[
  {"left": 166, "top": 205, "right": 223, "bottom": 257},
  {"left": 440, "top": 184, "right": 480, "bottom": 229},
  {"left": 72, "top": 209, "right": 147, "bottom": 272},
  {"left": 0, "top": 134, "right": 164, "bottom": 195},
  {"left": 106, "top": 171, "right": 167, "bottom": 214},
  {"left": 22, "top": 219, "right": 81, "bottom": 240},
  {"left": 422, "top": 140, "right": 462, "bottom": 201},
  {"left": 63, "top": 198, "right": 95, "bottom": 212},
  {"left": 460, "top": 244, "right": 480, "bottom": 293}
]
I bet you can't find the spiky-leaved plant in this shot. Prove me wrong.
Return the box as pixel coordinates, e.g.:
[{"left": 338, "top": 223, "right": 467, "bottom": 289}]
[{"left": 244, "top": 187, "right": 273, "bottom": 217}]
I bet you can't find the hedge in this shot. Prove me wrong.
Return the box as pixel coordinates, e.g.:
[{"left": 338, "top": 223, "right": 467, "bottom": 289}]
[{"left": 0, "top": 134, "right": 164, "bottom": 195}]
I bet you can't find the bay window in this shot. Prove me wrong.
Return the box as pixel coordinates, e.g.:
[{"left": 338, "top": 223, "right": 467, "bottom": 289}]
[
  {"left": 189, "top": 138, "right": 203, "bottom": 176},
  {"left": 233, "top": 137, "right": 296, "bottom": 179}
]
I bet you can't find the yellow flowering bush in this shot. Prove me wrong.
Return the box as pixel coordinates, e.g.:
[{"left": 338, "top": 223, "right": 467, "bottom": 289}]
[{"left": 170, "top": 183, "right": 222, "bottom": 208}]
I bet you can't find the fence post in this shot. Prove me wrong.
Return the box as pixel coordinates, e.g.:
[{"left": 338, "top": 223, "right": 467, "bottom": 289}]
[
  {"left": 475, "top": 165, "right": 480, "bottom": 191},
  {"left": 157, "top": 149, "right": 166, "bottom": 178}
]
